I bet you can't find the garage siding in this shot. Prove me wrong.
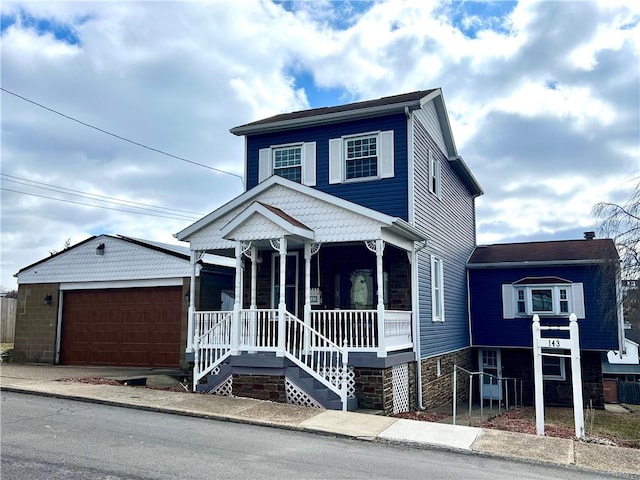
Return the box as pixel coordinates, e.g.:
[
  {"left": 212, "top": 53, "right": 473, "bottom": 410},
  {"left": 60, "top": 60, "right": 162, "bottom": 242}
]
[{"left": 61, "top": 287, "right": 182, "bottom": 367}]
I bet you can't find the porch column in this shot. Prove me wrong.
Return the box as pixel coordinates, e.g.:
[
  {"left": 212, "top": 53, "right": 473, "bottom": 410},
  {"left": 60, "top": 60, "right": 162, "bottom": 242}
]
[
  {"left": 249, "top": 244, "right": 258, "bottom": 352},
  {"left": 375, "top": 239, "right": 387, "bottom": 358},
  {"left": 231, "top": 241, "right": 243, "bottom": 355},
  {"left": 304, "top": 242, "right": 321, "bottom": 355},
  {"left": 187, "top": 250, "right": 198, "bottom": 353},
  {"left": 277, "top": 236, "right": 287, "bottom": 357},
  {"left": 304, "top": 243, "right": 311, "bottom": 355}
]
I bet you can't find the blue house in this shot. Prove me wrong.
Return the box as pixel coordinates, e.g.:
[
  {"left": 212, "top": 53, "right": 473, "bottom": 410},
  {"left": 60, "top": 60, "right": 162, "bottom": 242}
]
[
  {"left": 468, "top": 235, "right": 623, "bottom": 407},
  {"left": 176, "top": 89, "right": 483, "bottom": 413}
]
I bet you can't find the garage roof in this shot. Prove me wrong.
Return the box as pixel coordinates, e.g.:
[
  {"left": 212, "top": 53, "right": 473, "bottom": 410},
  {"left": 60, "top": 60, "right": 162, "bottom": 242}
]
[{"left": 15, "top": 234, "right": 232, "bottom": 284}]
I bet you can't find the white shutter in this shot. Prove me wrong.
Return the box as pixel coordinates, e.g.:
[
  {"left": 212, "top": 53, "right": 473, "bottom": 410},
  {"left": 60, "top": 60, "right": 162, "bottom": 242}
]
[
  {"left": 302, "top": 142, "right": 316, "bottom": 186},
  {"left": 571, "top": 283, "right": 585, "bottom": 319},
  {"left": 378, "top": 130, "right": 394, "bottom": 178},
  {"left": 258, "top": 148, "right": 272, "bottom": 183},
  {"left": 502, "top": 285, "right": 514, "bottom": 319},
  {"left": 329, "top": 138, "right": 343, "bottom": 184}
]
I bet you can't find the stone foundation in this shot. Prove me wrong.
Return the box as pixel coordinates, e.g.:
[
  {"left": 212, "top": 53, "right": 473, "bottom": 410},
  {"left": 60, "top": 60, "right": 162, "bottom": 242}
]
[
  {"left": 420, "top": 348, "right": 473, "bottom": 410},
  {"left": 499, "top": 349, "right": 604, "bottom": 408},
  {"left": 231, "top": 373, "right": 286, "bottom": 402},
  {"left": 13, "top": 283, "right": 59, "bottom": 364},
  {"left": 355, "top": 362, "right": 416, "bottom": 415}
]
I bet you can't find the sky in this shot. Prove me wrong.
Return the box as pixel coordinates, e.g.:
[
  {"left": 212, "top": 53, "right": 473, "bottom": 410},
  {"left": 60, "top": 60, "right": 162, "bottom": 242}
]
[{"left": 1, "top": 0, "right": 638, "bottom": 291}]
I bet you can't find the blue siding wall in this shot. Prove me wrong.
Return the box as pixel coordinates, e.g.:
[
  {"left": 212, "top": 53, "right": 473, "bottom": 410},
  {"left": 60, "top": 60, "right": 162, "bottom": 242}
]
[
  {"left": 413, "top": 116, "right": 477, "bottom": 358},
  {"left": 245, "top": 113, "right": 409, "bottom": 219},
  {"left": 469, "top": 265, "right": 619, "bottom": 351}
]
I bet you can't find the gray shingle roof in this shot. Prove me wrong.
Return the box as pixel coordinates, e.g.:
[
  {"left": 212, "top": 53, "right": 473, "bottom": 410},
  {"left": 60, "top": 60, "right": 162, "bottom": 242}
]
[
  {"left": 468, "top": 238, "right": 619, "bottom": 265},
  {"left": 230, "top": 89, "right": 437, "bottom": 135}
]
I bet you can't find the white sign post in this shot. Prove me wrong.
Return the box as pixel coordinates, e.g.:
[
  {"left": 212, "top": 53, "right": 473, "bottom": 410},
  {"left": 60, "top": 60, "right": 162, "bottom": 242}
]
[{"left": 532, "top": 313, "right": 584, "bottom": 438}]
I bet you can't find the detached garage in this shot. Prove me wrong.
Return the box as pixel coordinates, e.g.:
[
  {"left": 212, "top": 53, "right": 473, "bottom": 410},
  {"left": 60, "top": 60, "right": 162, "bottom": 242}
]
[{"left": 13, "top": 235, "right": 233, "bottom": 368}]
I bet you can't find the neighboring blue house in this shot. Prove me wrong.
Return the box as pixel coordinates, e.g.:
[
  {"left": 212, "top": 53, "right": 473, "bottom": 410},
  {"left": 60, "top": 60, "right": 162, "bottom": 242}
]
[
  {"left": 176, "top": 89, "right": 483, "bottom": 413},
  {"left": 468, "top": 235, "right": 623, "bottom": 407}
]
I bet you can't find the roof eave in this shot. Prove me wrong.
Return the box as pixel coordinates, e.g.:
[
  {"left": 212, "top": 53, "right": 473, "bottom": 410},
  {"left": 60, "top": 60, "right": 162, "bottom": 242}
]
[
  {"left": 390, "top": 219, "right": 428, "bottom": 242},
  {"left": 448, "top": 155, "right": 483, "bottom": 197},
  {"left": 230, "top": 100, "right": 422, "bottom": 136},
  {"left": 467, "top": 259, "right": 615, "bottom": 269}
]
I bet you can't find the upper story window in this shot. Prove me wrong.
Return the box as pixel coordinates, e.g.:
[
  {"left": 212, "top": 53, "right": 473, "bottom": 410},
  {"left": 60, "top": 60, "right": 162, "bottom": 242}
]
[
  {"left": 431, "top": 255, "right": 445, "bottom": 322},
  {"left": 502, "top": 277, "right": 585, "bottom": 319},
  {"left": 329, "top": 130, "right": 394, "bottom": 184},
  {"left": 258, "top": 142, "right": 316, "bottom": 186},
  {"left": 429, "top": 149, "right": 442, "bottom": 199},
  {"left": 345, "top": 135, "right": 378, "bottom": 180},
  {"left": 273, "top": 146, "right": 302, "bottom": 183}
]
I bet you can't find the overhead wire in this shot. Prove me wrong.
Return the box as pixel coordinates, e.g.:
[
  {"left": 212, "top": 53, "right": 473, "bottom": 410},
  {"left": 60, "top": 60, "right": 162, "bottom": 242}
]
[
  {"left": 1, "top": 173, "right": 206, "bottom": 217},
  {"left": 0, "top": 87, "right": 244, "bottom": 182},
  {"left": 1, "top": 187, "right": 202, "bottom": 221}
]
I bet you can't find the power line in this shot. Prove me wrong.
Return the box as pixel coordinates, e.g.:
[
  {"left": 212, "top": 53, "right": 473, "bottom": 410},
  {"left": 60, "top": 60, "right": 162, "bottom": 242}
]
[
  {"left": 0, "top": 87, "right": 244, "bottom": 182},
  {"left": 1, "top": 178, "right": 199, "bottom": 220},
  {"left": 1, "top": 173, "right": 206, "bottom": 216},
  {"left": 1, "top": 187, "right": 201, "bottom": 221}
]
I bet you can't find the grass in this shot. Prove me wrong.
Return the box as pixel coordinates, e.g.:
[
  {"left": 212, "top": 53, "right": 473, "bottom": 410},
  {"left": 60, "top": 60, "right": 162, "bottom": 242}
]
[{"left": 483, "top": 406, "right": 640, "bottom": 449}]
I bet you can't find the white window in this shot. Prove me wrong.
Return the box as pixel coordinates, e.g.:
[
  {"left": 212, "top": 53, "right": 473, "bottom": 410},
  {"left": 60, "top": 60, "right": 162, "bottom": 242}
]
[
  {"left": 273, "top": 145, "right": 302, "bottom": 182},
  {"left": 502, "top": 279, "right": 585, "bottom": 319},
  {"left": 428, "top": 149, "right": 442, "bottom": 199},
  {"left": 329, "top": 130, "right": 394, "bottom": 184},
  {"left": 259, "top": 142, "right": 316, "bottom": 186},
  {"left": 431, "top": 255, "right": 445, "bottom": 322},
  {"left": 345, "top": 135, "right": 378, "bottom": 180},
  {"left": 542, "top": 356, "right": 566, "bottom": 381}
]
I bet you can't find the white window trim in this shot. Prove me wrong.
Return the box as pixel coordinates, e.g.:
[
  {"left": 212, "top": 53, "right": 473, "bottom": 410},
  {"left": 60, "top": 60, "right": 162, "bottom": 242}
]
[
  {"left": 273, "top": 143, "right": 303, "bottom": 180},
  {"left": 329, "top": 130, "right": 394, "bottom": 184},
  {"left": 515, "top": 285, "right": 571, "bottom": 316},
  {"left": 344, "top": 133, "right": 379, "bottom": 182},
  {"left": 502, "top": 282, "right": 585, "bottom": 319},
  {"left": 258, "top": 142, "right": 316, "bottom": 186},
  {"left": 542, "top": 355, "right": 566, "bottom": 381},
  {"left": 431, "top": 255, "right": 445, "bottom": 322},
  {"left": 428, "top": 149, "right": 442, "bottom": 199}
]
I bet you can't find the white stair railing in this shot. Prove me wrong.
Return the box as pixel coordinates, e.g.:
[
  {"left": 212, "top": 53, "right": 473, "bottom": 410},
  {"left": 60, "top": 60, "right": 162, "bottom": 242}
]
[
  {"left": 284, "top": 312, "right": 350, "bottom": 411},
  {"left": 192, "top": 311, "right": 233, "bottom": 389}
]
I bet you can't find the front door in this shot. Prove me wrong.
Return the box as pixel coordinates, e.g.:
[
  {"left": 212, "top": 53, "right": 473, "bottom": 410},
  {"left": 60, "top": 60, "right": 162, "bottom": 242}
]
[
  {"left": 272, "top": 252, "right": 299, "bottom": 317},
  {"left": 479, "top": 349, "right": 502, "bottom": 401}
]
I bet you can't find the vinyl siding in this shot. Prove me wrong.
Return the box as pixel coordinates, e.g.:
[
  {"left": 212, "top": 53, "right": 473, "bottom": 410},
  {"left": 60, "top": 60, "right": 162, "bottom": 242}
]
[
  {"left": 414, "top": 101, "right": 446, "bottom": 155},
  {"left": 468, "top": 265, "right": 619, "bottom": 351},
  {"left": 245, "top": 113, "right": 409, "bottom": 219},
  {"left": 412, "top": 114, "right": 476, "bottom": 358}
]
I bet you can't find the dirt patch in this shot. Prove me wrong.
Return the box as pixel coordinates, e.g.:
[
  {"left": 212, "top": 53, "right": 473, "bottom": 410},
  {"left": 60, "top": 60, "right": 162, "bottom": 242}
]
[
  {"left": 58, "top": 377, "right": 122, "bottom": 386},
  {"left": 396, "top": 406, "right": 639, "bottom": 449},
  {"left": 393, "top": 411, "right": 449, "bottom": 422}
]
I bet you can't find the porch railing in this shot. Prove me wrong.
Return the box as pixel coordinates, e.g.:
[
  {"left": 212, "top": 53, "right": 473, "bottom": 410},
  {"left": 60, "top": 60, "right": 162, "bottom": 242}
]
[
  {"left": 310, "top": 310, "right": 377, "bottom": 350},
  {"left": 239, "top": 309, "right": 278, "bottom": 350},
  {"left": 309, "top": 309, "right": 412, "bottom": 353},
  {"left": 192, "top": 311, "right": 233, "bottom": 388},
  {"left": 283, "top": 311, "right": 349, "bottom": 411},
  {"left": 383, "top": 310, "right": 413, "bottom": 351}
]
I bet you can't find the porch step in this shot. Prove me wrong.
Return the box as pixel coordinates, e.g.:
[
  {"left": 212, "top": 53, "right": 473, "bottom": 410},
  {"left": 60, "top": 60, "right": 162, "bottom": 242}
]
[{"left": 285, "top": 366, "right": 358, "bottom": 411}]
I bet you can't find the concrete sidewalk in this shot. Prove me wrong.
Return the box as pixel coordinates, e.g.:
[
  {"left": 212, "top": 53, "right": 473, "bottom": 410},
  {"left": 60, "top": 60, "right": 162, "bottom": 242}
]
[{"left": 1, "top": 363, "right": 638, "bottom": 478}]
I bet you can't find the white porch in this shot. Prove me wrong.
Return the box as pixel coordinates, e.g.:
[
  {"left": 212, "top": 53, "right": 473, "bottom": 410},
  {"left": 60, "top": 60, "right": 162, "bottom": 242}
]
[{"left": 176, "top": 177, "right": 425, "bottom": 411}]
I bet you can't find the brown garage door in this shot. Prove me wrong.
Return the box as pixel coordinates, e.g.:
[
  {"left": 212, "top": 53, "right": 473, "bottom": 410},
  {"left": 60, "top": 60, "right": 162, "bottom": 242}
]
[{"left": 61, "top": 287, "right": 182, "bottom": 367}]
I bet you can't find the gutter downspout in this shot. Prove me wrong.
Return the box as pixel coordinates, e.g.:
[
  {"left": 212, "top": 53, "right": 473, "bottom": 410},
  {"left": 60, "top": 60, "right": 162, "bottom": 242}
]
[
  {"left": 406, "top": 105, "right": 425, "bottom": 410},
  {"left": 413, "top": 246, "right": 426, "bottom": 410}
]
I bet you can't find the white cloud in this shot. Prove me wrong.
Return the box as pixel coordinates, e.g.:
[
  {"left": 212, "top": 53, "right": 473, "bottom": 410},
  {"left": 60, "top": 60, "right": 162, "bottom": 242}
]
[{"left": 1, "top": 0, "right": 638, "bottom": 290}]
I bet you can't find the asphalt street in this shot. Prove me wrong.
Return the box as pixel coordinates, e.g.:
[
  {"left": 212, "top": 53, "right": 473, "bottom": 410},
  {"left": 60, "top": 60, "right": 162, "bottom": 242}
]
[{"left": 1, "top": 391, "right": 625, "bottom": 480}]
